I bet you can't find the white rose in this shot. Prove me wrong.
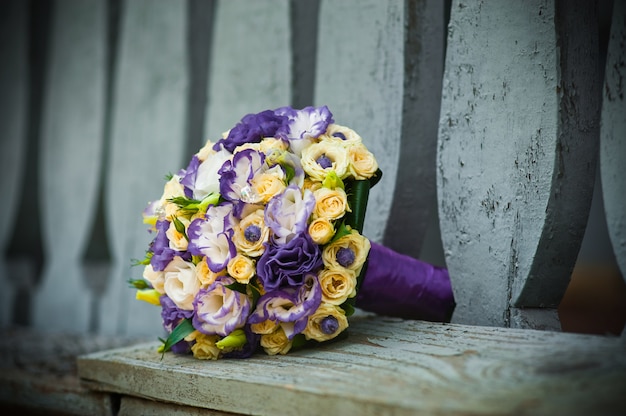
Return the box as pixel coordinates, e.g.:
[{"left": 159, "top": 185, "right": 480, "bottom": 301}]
[
  {"left": 163, "top": 256, "right": 200, "bottom": 310},
  {"left": 301, "top": 141, "right": 349, "bottom": 181},
  {"left": 143, "top": 264, "right": 165, "bottom": 294}
]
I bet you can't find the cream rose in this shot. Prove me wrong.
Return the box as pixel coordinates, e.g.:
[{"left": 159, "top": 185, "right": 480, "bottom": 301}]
[
  {"left": 308, "top": 218, "right": 335, "bottom": 245},
  {"left": 143, "top": 264, "right": 165, "bottom": 294},
  {"left": 348, "top": 143, "right": 379, "bottom": 180},
  {"left": 252, "top": 165, "right": 286, "bottom": 203},
  {"left": 318, "top": 267, "right": 357, "bottom": 305},
  {"left": 227, "top": 254, "right": 256, "bottom": 284},
  {"left": 260, "top": 327, "right": 292, "bottom": 355},
  {"left": 196, "top": 139, "right": 215, "bottom": 162},
  {"left": 313, "top": 187, "right": 350, "bottom": 220},
  {"left": 301, "top": 140, "right": 349, "bottom": 181},
  {"left": 158, "top": 175, "right": 185, "bottom": 220},
  {"left": 163, "top": 256, "right": 200, "bottom": 310},
  {"left": 303, "top": 303, "right": 348, "bottom": 342},
  {"left": 232, "top": 209, "right": 269, "bottom": 257},
  {"left": 322, "top": 230, "right": 371, "bottom": 275}
]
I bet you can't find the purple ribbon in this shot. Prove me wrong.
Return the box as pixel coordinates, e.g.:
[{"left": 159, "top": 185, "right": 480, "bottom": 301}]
[{"left": 355, "top": 242, "right": 456, "bottom": 322}]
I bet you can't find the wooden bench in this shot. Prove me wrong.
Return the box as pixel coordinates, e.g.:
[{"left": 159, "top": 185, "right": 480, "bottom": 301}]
[{"left": 1, "top": 0, "right": 625, "bottom": 414}]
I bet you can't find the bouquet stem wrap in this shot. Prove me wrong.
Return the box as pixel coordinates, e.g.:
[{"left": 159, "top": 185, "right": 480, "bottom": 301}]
[{"left": 356, "top": 242, "right": 455, "bottom": 322}]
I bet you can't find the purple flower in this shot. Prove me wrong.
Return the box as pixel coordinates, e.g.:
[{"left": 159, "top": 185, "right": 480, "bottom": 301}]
[
  {"left": 284, "top": 105, "right": 334, "bottom": 141},
  {"left": 219, "top": 149, "right": 265, "bottom": 214},
  {"left": 187, "top": 203, "right": 237, "bottom": 272},
  {"left": 264, "top": 186, "right": 315, "bottom": 244},
  {"left": 213, "top": 110, "right": 289, "bottom": 153},
  {"left": 257, "top": 233, "right": 323, "bottom": 291},
  {"left": 160, "top": 295, "right": 194, "bottom": 332},
  {"left": 248, "top": 274, "right": 321, "bottom": 339},
  {"left": 193, "top": 277, "right": 251, "bottom": 336},
  {"left": 179, "top": 155, "right": 201, "bottom": 199},
  {"left": 150, "top": 220, "right": 176, "bottom": 271}
]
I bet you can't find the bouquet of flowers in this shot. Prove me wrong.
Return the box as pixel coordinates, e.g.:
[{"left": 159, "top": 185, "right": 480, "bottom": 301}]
[{"left": 131, "top": 105, "right": 455, "bottom": 360}]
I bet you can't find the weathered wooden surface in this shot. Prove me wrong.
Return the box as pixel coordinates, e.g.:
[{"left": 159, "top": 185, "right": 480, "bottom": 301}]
[
  {"left": 33, "top": 0, "right": 106, "bottom": 334},
  {"left": 0, "top": 328, "right": 148, "bottom": 415},
  {"left": 0, "top": 0, "right": 27, "bottom": 327},
  {"left": 98, "top": 0, "right": 189, "bottom": 337},
  {"left": 438, "top": 0, "right": 600, "bottom": 328},
  {"left": 79, "top": 316, "right": 626, "bottom": 416},
  {"left": 203, "top": 0, "right": 291, "bottom": 141},
  {"left": 601, "top": 0, "right": 626, "bottom": 285}
]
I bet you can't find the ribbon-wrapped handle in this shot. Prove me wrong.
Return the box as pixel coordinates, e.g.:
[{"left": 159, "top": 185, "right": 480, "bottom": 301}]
[{"left": 355, "top": 242, "right": 456, "bottom": 322}]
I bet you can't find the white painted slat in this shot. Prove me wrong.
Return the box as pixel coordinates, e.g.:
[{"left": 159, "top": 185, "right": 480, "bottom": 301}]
[
  {"left": 438, "top": 0, "right": 600, "bottom": 327},
  {"left": 601, "top": 1, "right": 626, "bottom": 285},
  {"left": 0, "top": 1, "right": 28, "bottom": 327},
  {"left": 315, "top": 0, "right": 404, "bottom": 244},
  {"left": 99, "top": 0, "right": 188, "bottom": 336},
  {"left": 78, "top": 317, "right": 626, "bottom": 415},
  {"left": 31, "top": 0, "right": 106, "bottom": 333},
  {"left": 203, "top": 0, "right": 291, "bottom": 141}
]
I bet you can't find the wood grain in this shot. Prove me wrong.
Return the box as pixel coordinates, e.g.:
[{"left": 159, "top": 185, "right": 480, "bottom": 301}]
[{"left": 78, "top": 316, "right": 626, "bottom": 416}]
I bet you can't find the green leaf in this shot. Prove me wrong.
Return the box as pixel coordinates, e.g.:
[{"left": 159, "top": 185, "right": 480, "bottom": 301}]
[
  {"left": 172, "top": 216, "right": 188, "bottom": 240},
  {"left": 225, "top": 282, "right": 248, "bottom": 294},
  {"left": 344, "top": 179, "right": 371, "bottom": 234},
  {"left": 164, "top": 172, "right": 174, "bottom": 181},
  {"left": 160, "top": 318, "right": 194, "bottom": 358},
  {"left": 340, "top": 300, "right": 355, "bottom": 317},
  {"left": 128, "top": 278, "right": 150, "bottom": 289},
  {"left": 131, "top": 251, "right": 153, "bottom": 267},
  {"left": 282, "top": 163, "right": 295, "bottom": 183},
  {"left": 329, "top": 221, "right": 352, "bottom": 244}
]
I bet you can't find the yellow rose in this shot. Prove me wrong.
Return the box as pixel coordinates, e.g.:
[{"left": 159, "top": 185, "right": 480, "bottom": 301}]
[
  {"left": 301, "top": 141, "right": 349, "bottom": 181},
  {"left": 318, "top": 267, "right": 357, "bottom": 305},
  {"left": 320, "top": 124, "right": 363, "bottom": 145},
  {"left": 227, "top": 254, "right": 256, "bottom": 284},
  {"left": 260, "top": 327, "right": 292, "bottom": 355},
  {"left": 259, "top": 137, "right": 288, "bottom": 154},
  {"left": 142, "top": 264, "right": 165, "bottom": 294},
  {"left": 232, "top": 209, "right": 269, "bottom": 257},
  {"left": 348, "top": 143, "right": 379, "bottom": 180},
  {"left": 322, "top": 230, "right": 371, "bottom": 275},
  {"left": 196, "top": 257, "right": 224, "bottom": 287},
  {"left": 191, "top": 333, "right": 222, "bottom": 360},
  {"left": 313, "top": 187, "right": 350, "bottom": 220},
  {"left": 166, "top": 219, "right": 189, "bottom": 251},
  {"left": 303, "top": 303, "right": 348, "bottom": 342},
  {"left": 308, "top": 218, "right": 335, "bottom": 245},
  {"left": 250, "top": 319, "right": 278, "bottom": 335},
  {"left": 303, "top": 178, "right": 323, "bottom": 192},
  {"left": 252, "top": 165, "right": 286, "bottom": 203}
]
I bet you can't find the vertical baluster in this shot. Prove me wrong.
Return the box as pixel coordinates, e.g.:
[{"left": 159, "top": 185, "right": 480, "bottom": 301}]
[
  {"left": 99, "top": 0, "right": 189, "bottom": 336},
  {"left": 438, "top": 0, "right": 600, "bottom": 328},
  {"left": 203, "top": 0, "right": 291, "bottom": 141},
  {"left": 314, "top": 0, "right": 405, "bottom": 244},
  {"left": 33, "top": 0, "right": 107, "bottom": 332},
  {"left": 600, "top": 2, "right": 626, "bottom": 290},
  {"left": 0, "top": 0, "right": 28, "bottom": 327}
]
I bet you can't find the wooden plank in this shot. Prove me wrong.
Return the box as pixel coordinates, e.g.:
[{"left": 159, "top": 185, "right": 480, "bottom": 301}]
[
  {"left": 78, "top": 316, "right": 626, "bottom": 416},
  {"left": 314, "top": 0, "right": 404, "bottom": 245},
  {"left": 119, "top": 396, "right": 235, "bottom": 416},
  {"left": 438, "top": 0, "right": 601, "bottom": 327},
  {"left": 0, "top": 0, "right": 28, "bottom": 327},
  {"left": 99, "top": 0, "right": 189, "bottom": 336},
  {"left": 203, "top": 0, "right": 290, "bottom": 141},
  {"left": 32, "top": 0, "right": 106, "bottom": 333},
  {"left": 383, "top": 0, "right": 445, "bottom": 259},
  {"left": 600, "top": 0, "right": 626, "bottom": 286}
]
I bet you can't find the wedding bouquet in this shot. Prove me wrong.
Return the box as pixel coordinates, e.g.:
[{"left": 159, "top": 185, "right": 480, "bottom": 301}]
[{"left": 131, "top": 105, "right": 455, "bottom": 360}]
